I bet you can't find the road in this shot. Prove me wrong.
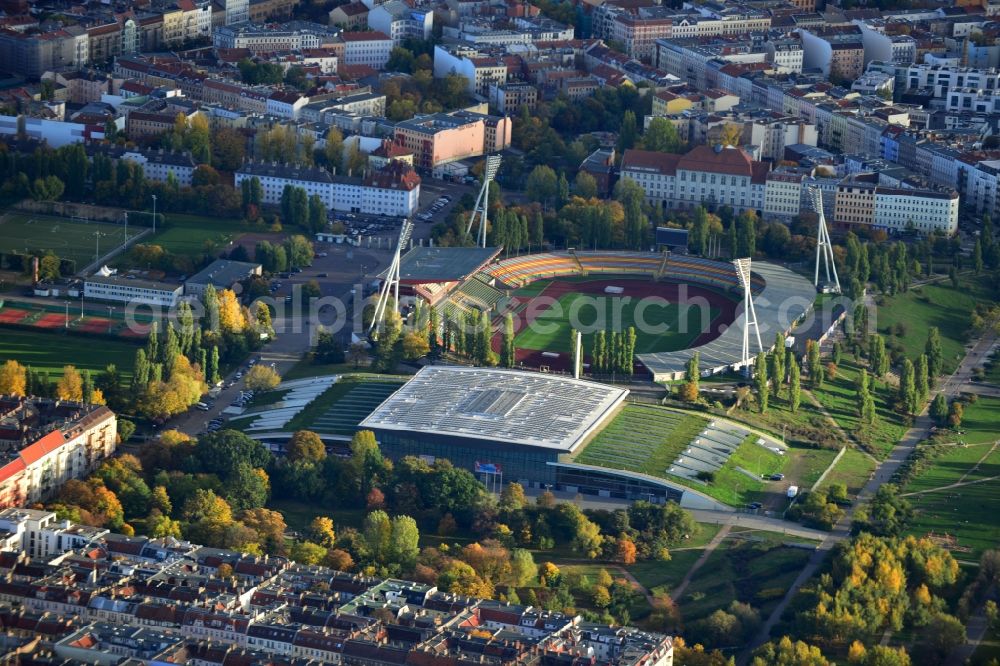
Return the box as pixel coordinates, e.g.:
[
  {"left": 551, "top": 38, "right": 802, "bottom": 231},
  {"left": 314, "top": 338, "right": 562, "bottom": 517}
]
[
  {"left": 166, "top": 241, "right": 390, "bottom": 437},
  {"left": 737, "top": 328, "right": 999, "bottom": 665}
]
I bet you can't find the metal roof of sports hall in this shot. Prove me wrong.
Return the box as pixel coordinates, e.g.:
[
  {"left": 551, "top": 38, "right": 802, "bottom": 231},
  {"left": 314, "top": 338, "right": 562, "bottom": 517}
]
[{"left": 359, "top": 366, "right": 629, "bottom": 452}]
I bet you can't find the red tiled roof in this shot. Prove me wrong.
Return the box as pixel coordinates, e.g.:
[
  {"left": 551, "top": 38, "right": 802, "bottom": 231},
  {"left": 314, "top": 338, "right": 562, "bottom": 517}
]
[
  {"left": 341, "top": 30, "right": 390, "bottom": 42},
  {"left": 18, "top": 430, "right": 64, "bottom": 466},
  {"left": 677, "top": 144, "right": 754, "bottom": 177}
]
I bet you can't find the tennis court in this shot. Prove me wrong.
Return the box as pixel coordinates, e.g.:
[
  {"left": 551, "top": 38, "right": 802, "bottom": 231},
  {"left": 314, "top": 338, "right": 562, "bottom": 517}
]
[{"left": 0, "top": 213, "right": 129, "bottom": 272}]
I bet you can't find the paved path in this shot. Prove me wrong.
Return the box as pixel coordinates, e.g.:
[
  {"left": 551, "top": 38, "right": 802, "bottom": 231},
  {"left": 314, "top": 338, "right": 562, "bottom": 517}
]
[
  {"left": 671, "top": 524, "right": 732, "bottom": 599},
  {"left": 947, "top": 586, "right": 994, "bottom": 666},
  {"left": 737, "top": 328, "right": 999, "bottom": 665}
]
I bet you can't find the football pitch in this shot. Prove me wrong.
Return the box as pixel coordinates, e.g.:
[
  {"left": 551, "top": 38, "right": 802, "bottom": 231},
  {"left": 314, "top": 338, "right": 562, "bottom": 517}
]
[
  {"left": 512, "top": 288, "right": 722, "bottom": 356},
  {"left": 0, "top": 213, "right": 129, "bottom": 272}
]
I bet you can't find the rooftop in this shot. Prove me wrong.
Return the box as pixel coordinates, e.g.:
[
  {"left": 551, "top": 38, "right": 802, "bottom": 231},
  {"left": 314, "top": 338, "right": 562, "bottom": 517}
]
[
  {"left": 396, "top": 246, "right": 501, "bottom": 284},
  {"left": 186, "top": 259, "right": 262, "bottom": 289},
  {"left": 359, "top": 366, "right": 629, "bottom": 452}
]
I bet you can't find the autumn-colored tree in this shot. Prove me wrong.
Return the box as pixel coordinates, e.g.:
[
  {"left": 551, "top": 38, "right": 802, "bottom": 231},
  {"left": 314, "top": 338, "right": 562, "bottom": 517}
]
[
  {"left": 402, "top": 331, "right": 430, "bottom": 360},
  {"left": 308, "top": 516, "right": 336, "bottom": 547},
  {"left": 539, "top": 561, "right": 561, "bottom": 587},
  {"left": 499, "top": 482, "right": 526, "bottom": 512},
  {"left": 616, "top": 537, "right": 638, "bottom": 565},
  {"left": 245, "top": 364, "right": 280, "bottom": 391},
  {"left": 679, "top": 381, "right": 699, "bottom": 403},
  {"left": 56, "top": 365, "right": 83, "bottom": 401},
  {"left": 0, "top": 360, "right": 27, "bottom": 396},
  {"left": 326, "top": 548, "right": 355, "bottom": 571},
  {"left": 366, "top": 487, "right": 386, "bottom": 510},
  {"left": 137, "top": 356, "right": 206, "bottom": 420},
  {"left": 286, "top": 430, "right": 326, "bottom": 464},
  {"left": 150, "top": 485, "right": 172, "bottom": 515},
  {"left": 240, "top": 508, "right": 288, "bottom": 553},
  {"left": 217, "top": 289, "right": 246, "bottom": 333},
  {"left": 146, "top": 509, "right": 183, "bottom": 538}
]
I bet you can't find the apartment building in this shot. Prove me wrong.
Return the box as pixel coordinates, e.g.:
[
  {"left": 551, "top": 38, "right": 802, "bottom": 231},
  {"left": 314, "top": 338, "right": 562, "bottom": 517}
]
[
  {"left": 235, "top": 160, "right": 421, "bottom": 216},
  {"left": 873, "top": 187, "right": 959, "bottom": 234},
  {"left": 834, "top": 173, "right": 877, "bottom": 226},
  {"left": 433, "top": 44, "right": 507, "bottom": 95},
  {"left": 608, "top": 13, "right": 673, "bottom": 63},
  {"left": 329, "top": 1, "right": 369, "bottom": 29},
  {"left": 394, "top": 112, "right": 486, "bottom": 170},
  {"left": 0, "top": 26, "right": 89, "bottom": 79},
  {"left": 0, "top": 399, "right": 116, "bottom": 510},
  {"left": 340, "top": 31, "right": 393, "bottom": 69},
  {"left": 161, "top": 0, "right": 212, "bottom": 47},
  {"left": 488, "top": 82, "right": 537, "bottom": 114},
  {"left": 225, "top": 0, "right": 250, "bottom": 25},
  {"left": 763, "top": 170, "right": 805, "bottom": 219},
  {"left": 202, "top": 79, "right": 269, "bottom": 114},
  {"left": 620, "top": 144, "right": 769, "bottom": 214},
  {"left": 368, "top": 0, "right": 433, "bottom": 45},
  {"left": 212, "top": 23, "right": 322, "bottom": 51},
  {"left": 84, "top": 275, "right": 184, "bottom": 307},
  {"left": 800, "top": 27, "right": 865, "bottom": 82}
]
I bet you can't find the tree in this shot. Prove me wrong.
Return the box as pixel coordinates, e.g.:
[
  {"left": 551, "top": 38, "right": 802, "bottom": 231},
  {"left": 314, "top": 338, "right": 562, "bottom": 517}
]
[
  {"left": 218, "top": 289, "right": 245, "bottom": 333},
  {"left": 807, "top": 340, "right": 823, "bottom": 388},
  {"left": 789, "top": 355, "right": 801, "bottom": 412},
  {"left": 211, "top": 127, "right": 246, "bottom": 172},
  {"left": 526, "top": 165, "right": 558, "bottom": 209},
  {"left": 925, "top": 327, "right": 943, "bottom": 384},
  {"left": 871, "top": 334, "right": 889, "bottom": 379},
  {"left": 616, "top": 537, "right": 637, "bottom": 565},
  {"left": 916, "top": 354, "right": 929, "bottom": 405},
  {"left": 921, "top": 614, "right": 965, "bottom": 660},
  {"left": 751, "top": 637, "right": 830, "bottom": 666},
  {"left": 224, "top": 463, "right": 270, "bottom": 512},
  {"left": 388, "top": 515, "right": 420, "bottom": 568},
  {"left": 308, "top": 516, "right": 336, "bottom": 547},
  {"left": 930, "top": 393, "right": 948, "bottom": 426},
  {"left": 948, "top": 400, "right": 964, "bottom": 428},
  {"left": 501, "top": 313, "right": 516, "bottom": 368},
  {"left": 308, "top": 194, "right": 327, "bottom": 234},
  {"left": 644, "top": 117, "right": 685, "bottom": 153},
  {"left": 573, "top": 171, "right": 598, "bottom": 199},
  {"left": 39, "top": 254, "right": 61, "bottom": 281},
  {"left": 56, "top": 365, "right": 83, "bottom": 401},
  {"left": 615, "top": 177, "right": 648, "bottom": 250},
  {"left": 898, "top": 358, "right": 918, "bottom": 416},
  {"left": 182, "top": 489, "right": 233, "bottom": 524},
  {"left": 291, "top": 540, "right": 327, "bottom": 565},
  {"left": 402, "top": 331, "right": 430, "bottom": 360},
  {"left": 755, "top": 351, "right": 769, "bottom": 413},
  {"left": 245, "top": 364, "right": 280, "bottom": 391},
  {"left": 194, "top": 430, "right": 271, "bottom": 479},
  {"left": 618, "top": 110, "right": 637, "bottom": 151},
  {"left": 238, "top": 508, "right": 287, "bottom": 554},
  {"left": 0, "top": 360, "right": 27, "bottom": 396},
  {"left": 286, "top": 430, "right": 326, "bottom": 464}
]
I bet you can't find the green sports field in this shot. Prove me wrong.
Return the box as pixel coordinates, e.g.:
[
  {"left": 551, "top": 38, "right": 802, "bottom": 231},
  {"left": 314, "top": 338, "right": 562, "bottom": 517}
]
[
  {"left": 0, "top": 213, "right": 129, "bottom": 272},
  {"left": 0, "top": 327, "right": 139, "bottom": 379},
  {"left": 512, "top": 290, "right": 721, "bottom": 355}
]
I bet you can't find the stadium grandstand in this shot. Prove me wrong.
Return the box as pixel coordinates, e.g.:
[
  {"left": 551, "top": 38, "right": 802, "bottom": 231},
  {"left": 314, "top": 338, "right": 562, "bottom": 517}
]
[{"left": 390, "top": 246, "right": 502, "bottom": 306}]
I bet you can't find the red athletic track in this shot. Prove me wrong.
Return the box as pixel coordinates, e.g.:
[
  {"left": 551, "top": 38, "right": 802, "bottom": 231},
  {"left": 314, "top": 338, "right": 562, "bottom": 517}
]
[{"left": 489, "top": 277, "right": 739, "bottom": 373}]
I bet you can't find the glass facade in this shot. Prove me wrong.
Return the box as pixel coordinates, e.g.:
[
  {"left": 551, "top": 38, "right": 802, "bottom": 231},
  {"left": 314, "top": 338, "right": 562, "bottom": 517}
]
[{"left": 370, "top": 430, "right": 687, "bottom": 503}]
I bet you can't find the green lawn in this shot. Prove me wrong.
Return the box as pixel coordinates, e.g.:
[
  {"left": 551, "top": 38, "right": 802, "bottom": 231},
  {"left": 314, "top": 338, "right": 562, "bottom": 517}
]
[
  {"left": 876, "top": 278, "right": 994, "bottom": 374},
  {"left": 784, "top": 446, "right": 840, "bottom": 489},
  {"left": 573, "top": 405, "right": 707, "bottom": 477},
  {"left": 0, "top": 212, "right": 128, "bottom": 271},
  {"left": 809, "top": 360, "right": 908, "bottom": 459},
  {"left": 686, "top": 436, "right": 788, "bottom": 506},
  {"left": 268, "top": 499, "right": 364, "bottom": 534},
  {"left": 679, "top": 541, "right": 813, "bottom": 629},
  {"left": 816, "top": 448, "right": 877, "bottom": 495},
  {"left": 150, "top": 214, "right": 248, "bottom": 255},
  {"left": 0, "top": 327, "right": 138, "bottom": 379},
  {"left": 512, "top": 290, "right": 720, "bottom": 356},
  {"left": 903, "top": 441, "right": 1000, "bottom": 559},
  {"left": 954, "top": 396, "right": 1000, "bottom": 445}
]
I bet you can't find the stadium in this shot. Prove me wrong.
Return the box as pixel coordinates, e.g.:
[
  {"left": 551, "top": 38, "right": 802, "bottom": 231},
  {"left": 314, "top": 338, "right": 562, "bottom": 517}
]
[{"left": 395, "top": 247, "right": 815, "bottom": 381}]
